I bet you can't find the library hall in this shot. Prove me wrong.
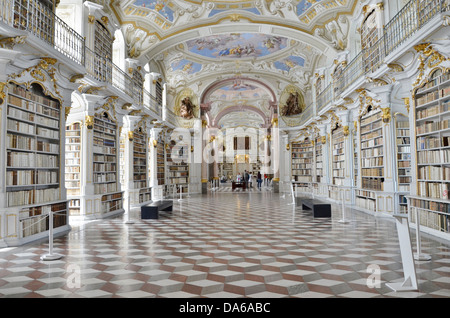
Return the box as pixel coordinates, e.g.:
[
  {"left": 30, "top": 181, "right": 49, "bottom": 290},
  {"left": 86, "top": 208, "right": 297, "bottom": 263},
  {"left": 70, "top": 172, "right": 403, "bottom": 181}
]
[{"left": 0, "top": 0, "right": 450, "bottom": 301}]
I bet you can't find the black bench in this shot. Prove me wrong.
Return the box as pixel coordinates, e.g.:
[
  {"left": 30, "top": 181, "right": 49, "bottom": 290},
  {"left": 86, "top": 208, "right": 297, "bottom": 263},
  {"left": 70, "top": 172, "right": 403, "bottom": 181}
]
[
  {"left": 141, "top": 200, "right": 173, "bottom": 219},
  {"left": 296, "top": 197, "right": 331, "bottom": 218}
]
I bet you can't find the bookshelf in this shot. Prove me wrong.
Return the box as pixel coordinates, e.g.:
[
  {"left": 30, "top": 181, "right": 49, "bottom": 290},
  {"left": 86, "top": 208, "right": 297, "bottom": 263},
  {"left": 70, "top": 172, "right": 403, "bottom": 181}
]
[
  {"left": 353, "top": 126, "right": 358, "bottom": 187},
  {"left": 291, "top": 139, "right": 313, "bottom": 183},
  {"left": 395, "top": 117, "right": 411, "bottom": 213},
  {"left": 412, "top": 68, "right": 450, "bottom": 235},
  {"left": 93, "top": 112, "right": 123, "bottom": 214},
  {"left": 156, "top": 137, "right": 165, "bottom": 185},
  {"left": 133, "top": 127, "right": 147, "bottom": 190},
  {"left": 3, "top": 82, "right": 68, "bottom": 244},
  {"left": 332, "top": 125, "right": 345, "bottom": 186},
  {"left": 315, "top": 136, "right": 323, "bottom": 183},
  {"left": 167, "top": 142, "right": 189, "bottom": 193},
  {"left": 356, "top": 107, "right": 384, "bottom": 212},
  {"left": 65, "top": 122, "right": 81, "bottom": 216}
]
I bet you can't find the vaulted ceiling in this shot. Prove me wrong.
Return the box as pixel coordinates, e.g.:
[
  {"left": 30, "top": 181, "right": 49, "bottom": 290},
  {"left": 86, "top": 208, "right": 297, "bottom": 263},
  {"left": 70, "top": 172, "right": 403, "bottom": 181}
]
[{"left": 109, "top": 0, "right": 358, "bottom": 128}]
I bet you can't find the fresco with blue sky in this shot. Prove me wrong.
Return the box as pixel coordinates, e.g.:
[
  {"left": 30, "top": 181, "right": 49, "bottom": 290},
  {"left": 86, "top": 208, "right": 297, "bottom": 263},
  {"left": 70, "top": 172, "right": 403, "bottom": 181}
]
[
  {"left": 274, "top": 56, "right": 305, "bottom": 72},
  {"left": 134, "top": 0, "right": 174, "bottom": 21},
  {"left": 186, "top": 33, "right": 288, "bottom": 59},
  {"left": 171, "top": 59, "right": 202, "bottom": 74}
]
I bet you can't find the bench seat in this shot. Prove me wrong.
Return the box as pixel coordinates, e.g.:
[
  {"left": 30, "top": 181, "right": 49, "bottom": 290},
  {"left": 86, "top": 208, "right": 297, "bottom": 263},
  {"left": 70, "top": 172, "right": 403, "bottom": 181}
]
[{"left": 141, "top": 200, "right": 173, "bottom": 219}]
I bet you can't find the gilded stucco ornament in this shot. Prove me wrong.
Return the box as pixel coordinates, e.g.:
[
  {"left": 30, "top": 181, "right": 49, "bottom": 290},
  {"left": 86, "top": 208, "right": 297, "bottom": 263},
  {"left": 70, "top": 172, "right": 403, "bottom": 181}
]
[{"left": 381, "top": 108, "right": 391, "bottom": 123}]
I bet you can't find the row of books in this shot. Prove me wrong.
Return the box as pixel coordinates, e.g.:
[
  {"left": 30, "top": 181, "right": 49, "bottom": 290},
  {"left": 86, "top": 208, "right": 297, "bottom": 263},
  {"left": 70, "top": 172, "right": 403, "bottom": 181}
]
[
  {"left": 94, "top": 173, "right": 116, "bottom": 183},
  {"left": 397, "top": 145, "right": 411, "bottom": 153},
  {"left": 93, "top": 145, "right": 116, "bottom": 155},
  {"left": 410, "top": 198, "right": 450, "bottom": 213},
  {"left": 93, "top": 163, "right": 116, "bottom": 172},
  {"left": 65, "top": 173, "right": 79, "bottom": 180},
  {"left": 9, "top": 84, "right": 59, "bottom": 109},
  {"left": 398, "top": 160, "right": 411, "bottom": 167},
  {"left": 66, "top": 181, "right": 80, "bottom": 188},
  {"left": 8, "top": 119, "right": 34, "bottom": 135},
  {"left": 333, "top": 170, "right": 345, "bottom": 177},
  {"left": 411, "top": 207, "right": 450, "bottom": 233},
  {"left": 362, "top": 167, "right": 384, "bottom": 177},
  {"left": 361, "top": 147, "right": 383, "bottom": 157},
  {"left": 6, "top": 170, "right": 58, "bottom": 186},
  {"left": 356, "top": 197, "right": 376, "bottom": 211},
  {"left": 65, "top": 145, "right": 80, "bottom": 152},
  {"left": 417, "top": 136, "right": 450, "bottom": 150},
  {"left": 168, "top": 178, "right": 189, "bottom": 184},
  {"left": 94, "top": 154, "right": 116, "bottom": 162},
  {"left": 136, "top": 181, "right": 148, "bottom": 189},
  {"left": 361, "top": 112, "right": 381, "bottom": 126},
  {"left": 418, "top": 181, "right": 449, "bottom": 199},
  {"left": 417, "top": 148, "right": 450, "bottom": 164},
  {"left": 292, "top": 163, "right": 312, "bottom": 169},
  {"left": 361, "top": 129, "right": 383, "bottom": 141},
  {"left": 19, "top": 202, "right": 67, "bottom": 219},
  {"left": 93, "top": 131, "right": 116, "bottom": 141},
  {"left": 94, "top": 137, "right": 115, "bottom": 148},
  {"left": 292, "top": 153, "right": 313, "bottom": 159},
  {"left": 21, "top": 213, "right": 65, "bottom": 238},
  {"left": 416, "top": 119, "right": 450, "bottom": 135},
  {"left": 361, "top": 137, "right": 383, "bottom": 149},
  {"left": 360, "top": 120, "right": 382, "bottom": 134},
  {"left": 7, "top": 188, "right": 60, "bottom": 207},
  {"left": 396, "top": 137, "right": 410, "bottom": 145},
  {"left": 66, "top": 158, "right": 80, "bottom": 166},
  {"left": 101, "top": 200, "right": 123, "bottom": 214},
  {"left": 362, "top": 178, "right": 383, "bottom": 191},
  {"left": 333, "top": 161, "right": 344, "bottom": 169},
  {"left": 293, "top": 176, "right": 312, "bottom": 182},
  {"left": 416, "top": 102, "right": 450, "bottom": 119},
  {"left": 356, "top": 189, "right": 377, "bottom": 199},
  {"left": 418, "top": 166, "right": 450, "bottom": 180},
  {"left": 292, "top": 159, "right": 312, "bottom": 164},
  {"left": 7, "top": 152, "right": 58, "bottom": 168},
  {"left": 94, "top": 182, "right": 118, "bottom": 194},
  {"left": 416, "top": 71, "right": 450, "bottom": 94},
  {"left": 133, "top": 158, "right": 147, "bottom": 166},
  {"left": 66, "top": 166, "right": 80, "bottom": 173},
  {"left": 415, "top": 87, "right": 450, "bottom": 106},
  {"left": 361, "top": 157, "right": 384, "bottom": 167}
]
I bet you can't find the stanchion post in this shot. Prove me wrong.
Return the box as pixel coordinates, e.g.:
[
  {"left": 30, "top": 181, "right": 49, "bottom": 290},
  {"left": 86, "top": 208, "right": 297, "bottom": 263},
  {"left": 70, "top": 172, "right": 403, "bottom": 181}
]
[
  {"left": 40, "top": 211, "right": 63, "bottom": 261},
  {"left": 412, "top": 199, "right": 431, "bottom": 261},
  {"left": 386, "top": 214, "right": 418, "bottom": 292},
  {"left": 339, "top": 188, "right": 349, "bottom": 224},
  {"left": 178, "top": 184, "right": 184, "bottom": 202},
  {"left": 124, "top": 192, "right": 135, "bottom": 224}
]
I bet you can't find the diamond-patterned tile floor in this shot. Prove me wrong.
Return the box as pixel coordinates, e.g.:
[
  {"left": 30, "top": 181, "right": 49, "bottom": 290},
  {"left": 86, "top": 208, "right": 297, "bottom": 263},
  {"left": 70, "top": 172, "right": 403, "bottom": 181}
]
[{"left": 1, "top": 191, "right": 450, "bottom": 298}]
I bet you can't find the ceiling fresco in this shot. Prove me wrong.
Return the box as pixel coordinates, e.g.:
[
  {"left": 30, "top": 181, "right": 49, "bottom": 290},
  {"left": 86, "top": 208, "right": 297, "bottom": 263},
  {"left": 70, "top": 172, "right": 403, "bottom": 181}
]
[{"left": 185, "top": 33, "right": 289, "bottom": 60}]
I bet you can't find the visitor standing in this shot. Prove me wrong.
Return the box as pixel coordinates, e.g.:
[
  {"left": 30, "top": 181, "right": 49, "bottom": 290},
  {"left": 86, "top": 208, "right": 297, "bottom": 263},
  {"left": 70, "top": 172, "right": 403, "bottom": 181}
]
[
  {"left": 248, "top": 171, "right": 253, "bottom": 188},
  {"left": 257, "top": 171, "right": 262, "bottom": 189}
]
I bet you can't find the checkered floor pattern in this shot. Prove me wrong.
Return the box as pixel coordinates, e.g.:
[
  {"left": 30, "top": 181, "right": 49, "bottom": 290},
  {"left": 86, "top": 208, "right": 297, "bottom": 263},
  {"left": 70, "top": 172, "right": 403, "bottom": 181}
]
[{"left": 1, "top": 191, "right": 449, "bottom": 298}]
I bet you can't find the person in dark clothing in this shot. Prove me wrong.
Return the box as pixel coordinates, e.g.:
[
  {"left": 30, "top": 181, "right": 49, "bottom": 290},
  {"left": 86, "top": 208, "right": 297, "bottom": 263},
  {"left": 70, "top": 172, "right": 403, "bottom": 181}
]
[
  {"left": 244, "top": 170, "right": 249, "bottom": 187},
  {"left": 257, "top": 171, "right": 262, "bottom": 189}
]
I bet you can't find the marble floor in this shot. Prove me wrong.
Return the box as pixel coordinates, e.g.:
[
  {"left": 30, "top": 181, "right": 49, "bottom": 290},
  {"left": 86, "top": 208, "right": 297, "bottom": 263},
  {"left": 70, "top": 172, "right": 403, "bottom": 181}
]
[{"left": 0, "top": 190, "right": 450, "bottom": 298}]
